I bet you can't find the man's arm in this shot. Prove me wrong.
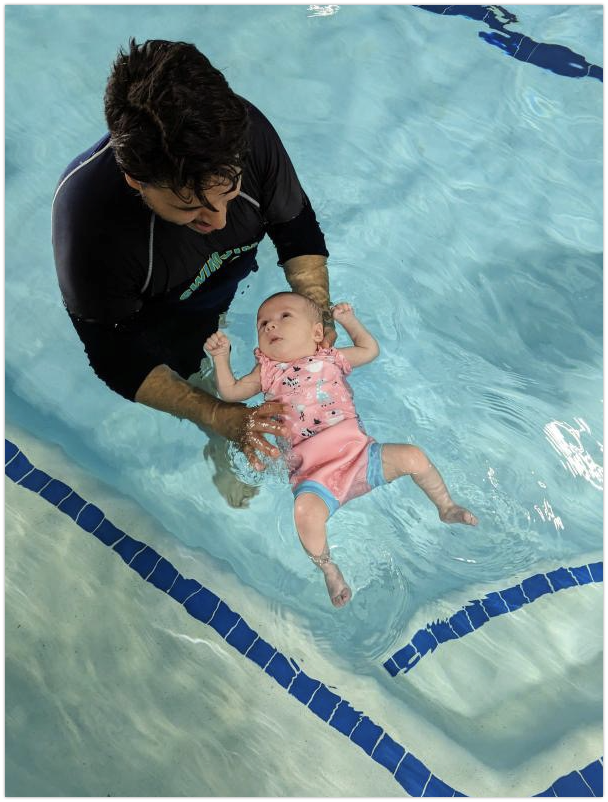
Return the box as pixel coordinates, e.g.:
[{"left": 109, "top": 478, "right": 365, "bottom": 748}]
[
  {"left": 68, "top": 315, "right": 287, "bottom": 468},
  {"left": 134, "top": 364, "right": 233, "bottom": 431},
  {"left": 134, "top": 364, "right": 248, "bottom": 434},
  {"left": 283, "top": 254, "right": 337, "bottom": 346},
  {"left": 134, "top": 364, "right": 285, "bottom": 469}
]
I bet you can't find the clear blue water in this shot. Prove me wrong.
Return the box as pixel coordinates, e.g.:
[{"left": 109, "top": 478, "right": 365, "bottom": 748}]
[{"left": 5, "top": 3, "right": 602, "bottom": 686}]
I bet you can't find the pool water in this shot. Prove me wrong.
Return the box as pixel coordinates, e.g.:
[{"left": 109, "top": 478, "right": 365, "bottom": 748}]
[{"left": 5, "top": 4, "right": 603, "bottom": 796}]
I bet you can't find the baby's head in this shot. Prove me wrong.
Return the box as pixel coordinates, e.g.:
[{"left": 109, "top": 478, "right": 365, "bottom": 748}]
[{"left": 257, "top": 292, "right": 324, "bottom": 361}]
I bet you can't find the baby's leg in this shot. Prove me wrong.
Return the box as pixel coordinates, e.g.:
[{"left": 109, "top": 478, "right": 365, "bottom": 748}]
[
  {"left": 381, "top": 444, "right": 478, "bottom": 525},
  {"left": 293, "top": 493, "right": 352, "bottom": 608}
]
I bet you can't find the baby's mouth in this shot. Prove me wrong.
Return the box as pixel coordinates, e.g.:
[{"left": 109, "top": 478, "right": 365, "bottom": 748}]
[{"left": 270, "top": 336, "right": 282, "bottom": 344}]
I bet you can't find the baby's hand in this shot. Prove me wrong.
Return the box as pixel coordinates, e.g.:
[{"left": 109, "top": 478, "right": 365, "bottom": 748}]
[
  {"left": 204, "top": 330, "right": 231, "bottom": 358},
  {"left": 331, "top": 302, "right": 357, "bottom": 324}
]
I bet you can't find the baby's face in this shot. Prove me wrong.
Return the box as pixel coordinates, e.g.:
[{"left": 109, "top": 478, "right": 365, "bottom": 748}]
[{"left": 257, "top": 295, "right": 323, "bottom": 361}]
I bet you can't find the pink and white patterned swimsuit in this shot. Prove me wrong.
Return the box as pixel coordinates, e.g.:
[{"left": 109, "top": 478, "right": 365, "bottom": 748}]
[{"left": 254, "top": 347, "right": 386, "bottom": 516}]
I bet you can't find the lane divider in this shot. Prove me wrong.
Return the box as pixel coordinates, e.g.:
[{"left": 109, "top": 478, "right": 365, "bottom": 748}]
[
  {"left": 4, "top": 439, "right": 460, "bottom": 797},
  {"left": 416, "top": 5, "right": 603, "bottom": 82},
  {"left": 383, "top": 562, "right": 602, "bottom": 677}
]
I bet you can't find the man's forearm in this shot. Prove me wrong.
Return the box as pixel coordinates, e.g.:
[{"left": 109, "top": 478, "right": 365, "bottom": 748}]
[
  {"left": 283, "top": 255, "right": 334, "bottom": 325},
  {"left": 133, "top": 363, "right": 289, "bottom": 455},
  {"left": 134, "top": 363, "right": 222, "bottom": 428}
]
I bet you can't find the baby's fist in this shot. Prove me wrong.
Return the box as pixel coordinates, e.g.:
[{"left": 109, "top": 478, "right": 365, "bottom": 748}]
[
  {"left": 331, "top": 302, "right": 355, "bottom": 322},
  {"left": 204, "top": 330, "right": 231, "bottom": 358}
]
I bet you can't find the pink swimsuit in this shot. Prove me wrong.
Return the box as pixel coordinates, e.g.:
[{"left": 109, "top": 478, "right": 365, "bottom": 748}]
[{"left": 255, "top": 347, "right": 385, "bottom": 516}]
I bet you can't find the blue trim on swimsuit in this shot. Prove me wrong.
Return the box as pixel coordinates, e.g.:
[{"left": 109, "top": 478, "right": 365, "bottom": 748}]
[
  {"left": 367, "top": 442, "right": 386, "bottom": 489},
  {"left": 293, "top": 442, "right": 387, "bottom": 518},
  {"left": 293, "top": 480, "right": 340, "bottom": 517}
]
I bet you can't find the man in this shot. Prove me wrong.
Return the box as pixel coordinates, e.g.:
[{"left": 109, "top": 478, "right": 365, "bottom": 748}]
[{"left": 52, "top": 39, "right": 335, "bottom": 506}]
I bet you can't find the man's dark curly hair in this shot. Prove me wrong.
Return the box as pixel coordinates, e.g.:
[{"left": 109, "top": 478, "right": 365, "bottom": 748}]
[{"left": 104, "top": 39, "right": 249, "bottom": 207}]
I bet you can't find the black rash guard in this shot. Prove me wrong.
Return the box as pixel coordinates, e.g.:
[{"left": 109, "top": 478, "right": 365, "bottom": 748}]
[{"left": 52, "top": 100, "right": 328, "bottom": 401}]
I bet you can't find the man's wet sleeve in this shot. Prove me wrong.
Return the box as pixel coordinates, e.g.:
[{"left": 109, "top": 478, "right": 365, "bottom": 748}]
[
  {"left": 68, "top": 314, "right": 172, "bottom": 402},
  {"left": 266, "top": 196, "right": 329, "bottom": 265}
]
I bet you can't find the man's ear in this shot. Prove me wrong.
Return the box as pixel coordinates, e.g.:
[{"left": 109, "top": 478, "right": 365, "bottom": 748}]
[{"left": 124, "top": 174, "right": 143, "bottom": 191}]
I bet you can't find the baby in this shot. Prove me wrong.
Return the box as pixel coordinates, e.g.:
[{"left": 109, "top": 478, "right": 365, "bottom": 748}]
[{"left": 204, "top": 292, "right": 477, "bottom": 608}]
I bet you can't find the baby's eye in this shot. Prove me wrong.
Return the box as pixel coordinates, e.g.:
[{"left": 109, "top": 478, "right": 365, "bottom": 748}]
[{"left": 282, "top": 312, "right": 291, "bottom": 318}]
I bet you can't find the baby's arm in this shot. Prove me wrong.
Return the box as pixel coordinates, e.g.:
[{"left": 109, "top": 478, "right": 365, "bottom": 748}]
[
  {"left": 332, "top": 303, "right": 379, "bottom": 367},
  {"left": 204, "top": 331, "right": 262, "bottom": 402}
]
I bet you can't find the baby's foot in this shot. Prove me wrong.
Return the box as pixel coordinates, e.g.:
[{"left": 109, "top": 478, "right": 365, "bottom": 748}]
[
  {"left": 320, "top": 562, "right": 352, "bottom": 608},
  {"left": 439, "top": 504, "right": 478, "bottom": 526}
]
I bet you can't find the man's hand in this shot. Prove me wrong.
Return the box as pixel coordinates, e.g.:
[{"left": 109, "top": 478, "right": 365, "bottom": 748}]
[
  {"left": 204, "top": 330, "right": 231, "bottom": 358},
  {"left": 209, "top": 398, "right": 289, "bottom": 471},
  {"left": 320, "top": 324, "right": 337, "bottom": 349}
]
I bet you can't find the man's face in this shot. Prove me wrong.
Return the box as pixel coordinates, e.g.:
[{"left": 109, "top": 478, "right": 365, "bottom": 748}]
[{"left": 124, "top": 173, "right": 242, "bottom": 234}]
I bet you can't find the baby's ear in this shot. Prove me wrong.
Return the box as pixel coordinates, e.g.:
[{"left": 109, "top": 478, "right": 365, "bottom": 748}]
[{"left": 313, "top": 322, "right": 324, "bottom": 342}]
